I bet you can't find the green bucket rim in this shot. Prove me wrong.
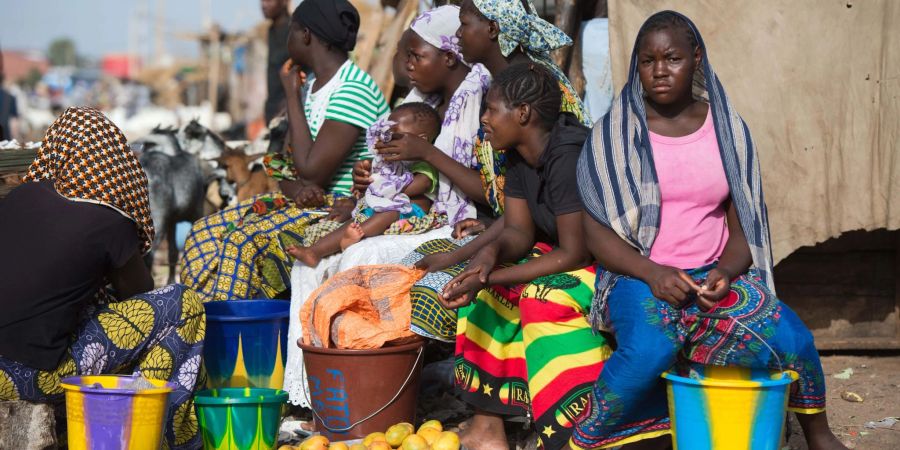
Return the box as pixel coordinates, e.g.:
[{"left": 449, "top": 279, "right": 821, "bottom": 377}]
[{"left": 194, "top": 387, "right": 288, "bottom": 406}]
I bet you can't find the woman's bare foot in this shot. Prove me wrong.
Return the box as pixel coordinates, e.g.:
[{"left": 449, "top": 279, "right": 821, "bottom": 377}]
[
  {"left": 340, "top": 222, "right": 365, "bottom": 250},
  {"left": 796, "top": 412, "right": 848, "bottom": 450},
  {"left": 286, "top": 245, "right": 321, "bottom": 267},
  {"left": 459, "top": 412, "right": 508, "bottom": 450}
]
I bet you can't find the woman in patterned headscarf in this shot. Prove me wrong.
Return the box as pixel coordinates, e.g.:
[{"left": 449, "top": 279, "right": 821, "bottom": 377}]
[
  {"left": 0, "top": 107, "right": 205, "bottom": 449},
  {"left": 385, "top": 0, "right": 593, "bottom": 338}
]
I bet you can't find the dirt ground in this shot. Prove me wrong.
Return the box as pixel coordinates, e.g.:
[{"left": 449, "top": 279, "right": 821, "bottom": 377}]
[{"left": 785, "top": 354, "right": 900, "bottom": 450}]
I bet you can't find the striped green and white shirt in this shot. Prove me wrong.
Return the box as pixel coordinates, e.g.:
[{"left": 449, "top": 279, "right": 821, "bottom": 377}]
[{"left": 304, "top": 60, "right": 389, "bottom": 195}]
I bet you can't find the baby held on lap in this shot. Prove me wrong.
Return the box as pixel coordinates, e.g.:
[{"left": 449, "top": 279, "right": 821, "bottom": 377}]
[{"left": 287, "top": 102, "right": 442, "bottom": 267}]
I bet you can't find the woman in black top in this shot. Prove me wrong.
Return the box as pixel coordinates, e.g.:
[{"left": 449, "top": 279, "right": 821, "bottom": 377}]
[
  {"left": 440, "top": 64, "right": 610, "bottom": 450},
  {"left": 0, "top": 107, "right": 206, "bottom": 450}
]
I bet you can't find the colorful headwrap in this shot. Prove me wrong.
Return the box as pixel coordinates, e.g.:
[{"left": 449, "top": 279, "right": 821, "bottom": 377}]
[
  {"left": 410, "top": 5, "right": 468, "bottom": 65},
  {"left": 472, "top": 0, "right": 590, "bottom": 125},
  {"left": 23, "top": 107, "right": 155, "bottom": 254},
  {"left": 473, "top": 0, "right": 570, "bottom": 56},
  {"left": 577, "top": 11, "right": 775, "bottom": 330}
]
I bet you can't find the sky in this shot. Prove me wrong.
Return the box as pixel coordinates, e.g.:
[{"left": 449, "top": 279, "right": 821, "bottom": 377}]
[{"left": 0, "top": 0, "right": 269, "bottom": 60}]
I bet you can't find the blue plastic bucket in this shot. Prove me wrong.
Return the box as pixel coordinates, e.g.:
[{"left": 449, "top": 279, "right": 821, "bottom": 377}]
[
  {"left": 662, "top": 366, "right": 798, "bottom": 450},
  {"left": 203, "top": 300, "right": 289, "bottom": 389}
]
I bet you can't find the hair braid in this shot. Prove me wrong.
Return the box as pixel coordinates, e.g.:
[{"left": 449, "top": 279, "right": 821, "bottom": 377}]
[{"left": 491, "top": 63, "right": 561, "bottom": 129}]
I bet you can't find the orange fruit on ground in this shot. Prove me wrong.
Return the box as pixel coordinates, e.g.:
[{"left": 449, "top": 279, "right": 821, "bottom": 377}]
[
  {"left": 277, "top": 446, "right": 296, "bottom": 450},
  {"left": 416, "top": 427, "right": 441, "bottom": 445},
  {"left": 331, "top": 443, "right": 350, "bottom": 450},
  {"left": 368, "top": 441, "right": 392, "bottom": 450},
  {"left": 385, "top": 424, "right": 413, "bottom": 447},
  {"left": 349, "top": 444, "right": 367, "bottom": 450},
  {"left": 400, "top": 434, "right": 429, "bottom": 450},
  {"left": 397, "top": 422, "right": 415, "bottom": 434},
  {"left": 432, "top": 431, "right": 460, "bottom": 450},
  {"left": 363, "top": 432, "right": 387, "bottom": 447},
  {"left": 417, "top": 420, "right": 442, "bottom": 433},
  {"left": 300, "top": 435, "right": 330, "bottom": 450}
]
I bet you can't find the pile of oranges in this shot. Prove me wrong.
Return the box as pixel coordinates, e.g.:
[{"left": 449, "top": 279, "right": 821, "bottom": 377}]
[{"left": 282, "top": 420, "right": 460, "bottom": 450}]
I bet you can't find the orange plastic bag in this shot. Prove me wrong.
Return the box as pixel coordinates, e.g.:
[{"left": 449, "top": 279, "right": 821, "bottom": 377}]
[{"left": 301, "top": 265, "right": 424, "bottom": 349}]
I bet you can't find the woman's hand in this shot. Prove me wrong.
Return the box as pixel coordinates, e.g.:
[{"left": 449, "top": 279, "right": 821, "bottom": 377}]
[
  {"left": 452, "top": 219, "right": 486, "bottom": 239},
  {"left": 294, "top": 185, "right": 325, "bottom": 208},
  {"left": 462, "top": 246, "right": 499, "bottom": 283},
  {"left": 375, "top": 133, "right": 435, "bottom": 163},
  {"left": 439, "top": 246, "right": 498, "bottom": 308},
  {"left": 440, "top": 271, "right": 486, "bottom": 309},
  {"left": 414, "top": 251, "right": 459, "bottom": 273},
  {"left": 351, "top": 159, "right": 373, "bottom": 197},
  {"left": 279, "top": 60, "right": 306, "bottom": 95},
  {"left": 697, "top": 267, "right": 733, "bottom": 309},
  {"left": 644, "top": 264, "right": 703, "bottom": 308}
]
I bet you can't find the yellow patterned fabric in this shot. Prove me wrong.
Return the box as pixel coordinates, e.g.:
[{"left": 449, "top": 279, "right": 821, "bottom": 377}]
[
  {"left": 22, "top": 107, "right": 155, "bottom": 254},
  {"left": 180, "top": 193, "right": 331, "bottom": 301},
  {"left": 560, "top": 81, "right": 587, "bottom": 124},
  {"left": 258, "top": 216, "right": 342, "bottom": 298}
]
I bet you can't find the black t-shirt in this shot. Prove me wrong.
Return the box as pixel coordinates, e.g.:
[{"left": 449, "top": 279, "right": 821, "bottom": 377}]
[
  {"left": 503, "top": 113, "right": 589, "bottom": 245},
  {"left": 265, "top": 18, "right": 291, "bottom": 123},
  {"left": 0, "top": 181, "right": 140, "bottom": 370}
]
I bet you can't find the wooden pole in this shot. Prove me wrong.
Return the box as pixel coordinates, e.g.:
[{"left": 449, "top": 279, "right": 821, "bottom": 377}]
[
  {"left": 552, "top": 0, "right": 580, "bottom": 72},
  {"left": 370, "top": 0, "right": 418, "bottom": 98},
  {"left": 208, "top": 25, "right": 221, "bottom": 131}
]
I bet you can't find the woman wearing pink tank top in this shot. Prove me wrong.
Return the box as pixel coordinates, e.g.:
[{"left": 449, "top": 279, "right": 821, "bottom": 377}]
[{"left": 569, "top": 11, "right": 845, "bottom": 450}]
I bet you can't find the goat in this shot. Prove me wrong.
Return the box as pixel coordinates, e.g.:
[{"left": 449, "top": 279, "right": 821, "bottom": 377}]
[
  {"left": 217, "top": 147, "right": 279, "bottom": 203},
  {"left": 182, "top": 119, "right": 228, "bottom": 161},
  {"left": 139, "top": 136, "right": 205, "bottom": 285}
]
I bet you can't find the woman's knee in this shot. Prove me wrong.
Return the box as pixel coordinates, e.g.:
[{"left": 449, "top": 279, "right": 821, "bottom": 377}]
[
  {"left": 138, "top": 284, "right": 205, "bottom": 328},
  {"left": 612, "top": 337, "right": 680, "bottom": 379}
]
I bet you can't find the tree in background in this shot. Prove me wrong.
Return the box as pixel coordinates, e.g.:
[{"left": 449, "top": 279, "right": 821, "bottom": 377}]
[{"left": 47, "top": 38, "right": 78, "bottom": 67}]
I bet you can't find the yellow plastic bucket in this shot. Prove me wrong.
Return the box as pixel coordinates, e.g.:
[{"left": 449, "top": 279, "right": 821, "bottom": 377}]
[
  {"left": 663, "top": 366, "right": 798, "bottom": 450},
  {"left": 61, "top": 375, "right": 175, "bottom": 450},
  {"left": 663, "top": 311, "right": 801, "bottom": 450}
]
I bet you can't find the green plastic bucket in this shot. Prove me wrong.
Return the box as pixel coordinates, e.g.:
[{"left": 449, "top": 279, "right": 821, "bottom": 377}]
[{"left": 194, "top": 387, "right": 288, "bottom": 450}]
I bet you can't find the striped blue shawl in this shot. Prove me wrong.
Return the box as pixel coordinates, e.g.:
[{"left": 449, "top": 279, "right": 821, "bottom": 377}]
[{"left": 576, "top": 11, "right": 775, "bottom": 330}]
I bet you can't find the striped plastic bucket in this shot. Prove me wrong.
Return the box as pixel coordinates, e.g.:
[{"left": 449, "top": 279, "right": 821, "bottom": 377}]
[
  {"left": 662, "top": 366, "right": 798, "bottom": 450},
  {"left": 203, "top": 300, "right": 289, "bottom": 389},
  {"left": 194, "top": 387, "right": 288, "bottom": 450},
  {"left": 61, "top": 375, "right": 175, "bottom": 450}
]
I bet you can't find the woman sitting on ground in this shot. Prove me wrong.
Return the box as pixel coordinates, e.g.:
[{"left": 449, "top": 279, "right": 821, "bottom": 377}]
[
  {"left": 179, "top": 0, "right": 389, "bottom": 301},
  {"left": 0, "top": 107, "right": 206, "bottom": 449},
  {"left": 570, "top": 11, "right": 845, "bottom": 450},
  {"left": 440, "top": 63, "right": 610, "bottom": 450}
]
